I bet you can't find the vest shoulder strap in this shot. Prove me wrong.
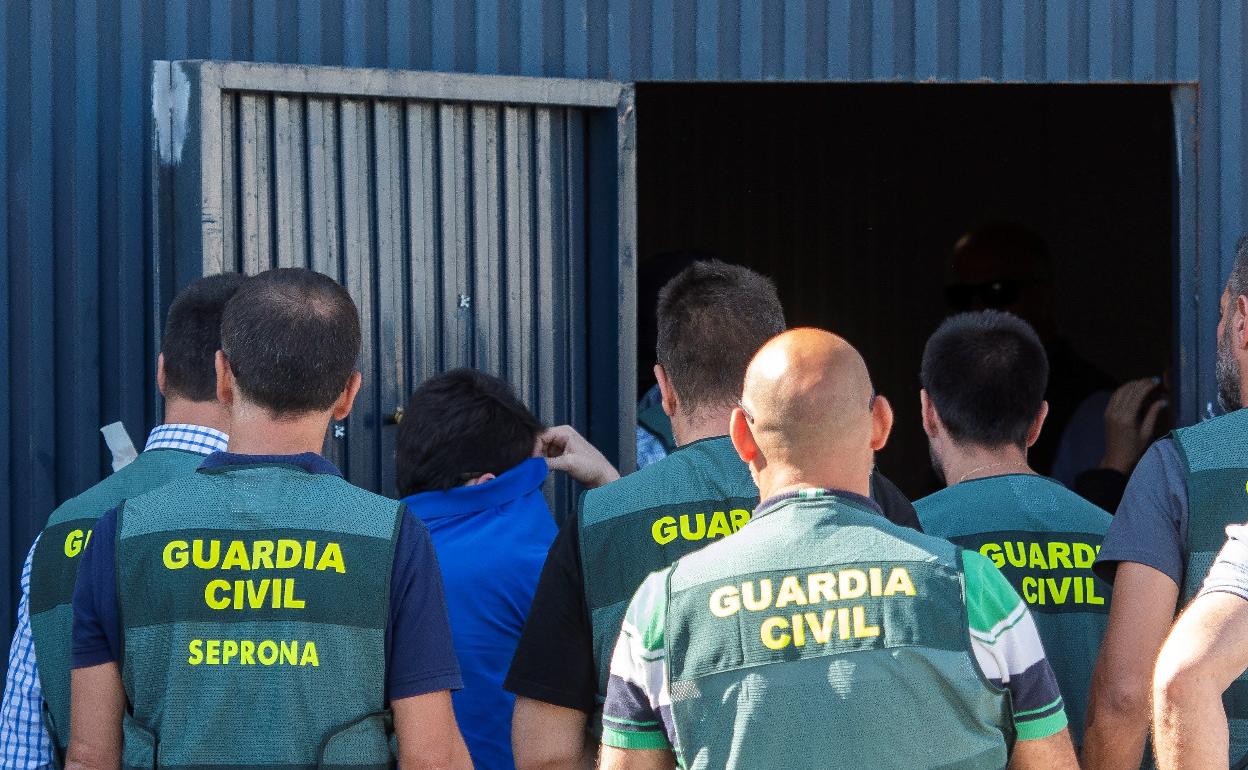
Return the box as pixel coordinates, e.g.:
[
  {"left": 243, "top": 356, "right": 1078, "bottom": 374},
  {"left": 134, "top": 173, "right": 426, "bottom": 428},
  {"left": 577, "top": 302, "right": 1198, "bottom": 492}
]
[{"left": 1173, "top": 409, "right": 1248, "bottom": 472}]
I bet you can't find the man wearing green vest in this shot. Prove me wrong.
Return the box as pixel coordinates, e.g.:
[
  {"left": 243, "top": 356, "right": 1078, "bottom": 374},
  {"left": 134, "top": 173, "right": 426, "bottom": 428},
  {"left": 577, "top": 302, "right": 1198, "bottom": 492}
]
[
  {"left": 506, "top": 261, "right": 922, "bottom": 769},
  {"left": 65, "top": 268, "right": 470, "bottom": 769},
  {"left": 1150, "top": 253, "right": 1248, "bottom": 769},
  {"left": 914, "top": 310, "right": 1113, "bottom": 752},
  {"left": 600, "top": 328, "right": 1077, "bottom": 769},
  {"left": 1084, "top": 240, "right": 1248, "bottom": 770},
  {"left": 0, "top": 273, "right": 244, "bottom": 768}
]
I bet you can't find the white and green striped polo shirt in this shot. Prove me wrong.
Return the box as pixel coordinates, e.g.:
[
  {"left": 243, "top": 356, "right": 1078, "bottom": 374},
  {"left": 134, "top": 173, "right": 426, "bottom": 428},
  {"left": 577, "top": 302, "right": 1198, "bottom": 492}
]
[{"left": 602, "top": 548, "right": 1068, "bottom": 752}]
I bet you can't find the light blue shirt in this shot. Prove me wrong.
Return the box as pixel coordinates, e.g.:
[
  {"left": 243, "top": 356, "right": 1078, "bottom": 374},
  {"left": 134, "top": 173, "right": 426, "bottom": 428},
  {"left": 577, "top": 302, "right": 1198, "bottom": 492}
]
[
  {"left": 635, "top": 384, "right": 669, "bottom": 470},
  {"left": 0, "top": 424, "right": 227, "bottom": 768}
]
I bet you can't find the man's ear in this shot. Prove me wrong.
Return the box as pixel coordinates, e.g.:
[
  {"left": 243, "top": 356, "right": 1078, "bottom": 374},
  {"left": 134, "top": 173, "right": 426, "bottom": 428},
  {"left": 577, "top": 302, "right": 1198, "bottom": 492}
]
[
  {"left": 655, "top": 363, "right": 679, "bottom": 418},
  {"left": 157, "top": 353, "right": 168, "bottom": 398},
  {"left": 920, "top": 390, "right": 941, "bottom": 440},
  {"left": 870, "top": 394, "right": 894, "bottom": 452},
  {"left": 729, "top": 407, "right": 757, "bottom": 465},
  {"left": 1235, "top": 294, "right": 1248, "bottom": 350},
  {"left": 332, "top": 371, "right": 364, "bottom": 421},
  {"left": 214, "top": 351, "right": 234, "bottom": 407},
  {"left": 1026, "top": 401, "right": 1050, "bottom": 449}
]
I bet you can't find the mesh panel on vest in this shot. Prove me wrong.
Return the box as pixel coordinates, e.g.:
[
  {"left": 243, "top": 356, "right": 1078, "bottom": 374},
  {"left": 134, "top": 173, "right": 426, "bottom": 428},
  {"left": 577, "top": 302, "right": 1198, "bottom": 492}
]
[
  {"left": 1173, "top": 410, "right": 1248, "bottom": 761},
  {"left": 579, "top": 436, "right": 758, "bottom": 702},
  {"left": 915, "top": 475, "right": 1111, "bottom": 748},
  {"left": 665, "top": 498, "right": 1012, "bottom": 769},
  {"left": 28, "top": 449, "right": 204, "bottom": 755},
  {"left": 117, "top": 465, "right": 400, "bottom": 767}
]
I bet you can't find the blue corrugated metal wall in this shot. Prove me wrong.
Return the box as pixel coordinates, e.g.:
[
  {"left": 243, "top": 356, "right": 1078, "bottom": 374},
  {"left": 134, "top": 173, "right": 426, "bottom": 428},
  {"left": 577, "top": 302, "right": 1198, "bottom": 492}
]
[{"left": 0, "top": 0, "right": 1238, "bottom": 652}]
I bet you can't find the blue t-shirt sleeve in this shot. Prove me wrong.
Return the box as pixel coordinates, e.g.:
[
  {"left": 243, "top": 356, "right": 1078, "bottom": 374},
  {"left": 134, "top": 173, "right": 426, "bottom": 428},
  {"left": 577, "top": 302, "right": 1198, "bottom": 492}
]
[
  {"left": 1093, "top": 439, "right": 1188, "bottom": 585},
  {"left": 387, "top": 506, "right": 463, "bottom": 701},
  {"left": 71, "top": 508, "right": 122, "bottom": 669}
]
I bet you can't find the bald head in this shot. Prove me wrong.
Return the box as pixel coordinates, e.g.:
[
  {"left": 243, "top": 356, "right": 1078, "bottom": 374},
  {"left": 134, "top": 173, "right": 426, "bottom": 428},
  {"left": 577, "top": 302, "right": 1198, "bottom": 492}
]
[{"left": 735, "top": 329, "right": 887, "bottom": 495}]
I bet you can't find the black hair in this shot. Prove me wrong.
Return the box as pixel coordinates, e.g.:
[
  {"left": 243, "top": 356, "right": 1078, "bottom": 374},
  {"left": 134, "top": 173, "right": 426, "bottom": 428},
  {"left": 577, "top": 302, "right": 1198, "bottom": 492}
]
[
  {"left": 1230, "top": 236, "right": 1248, "bottom": 300},
  {"left": 220, "top": 267, "right": 361, "bottom": 416},
  {"left": 920, "top": 310, "right": 1049, "bottom": 449},
  {"left": 656, "top": 260, "right": 786, "bottom": 412},
  {"left": 396, "top": 368, "right": 544, "bottom": 495},
  {"left": 161, "top": 273, "right": 248, "bottom": 401},
  {"left": 637, "top": 251, "right": 708, "bottom": 396}
]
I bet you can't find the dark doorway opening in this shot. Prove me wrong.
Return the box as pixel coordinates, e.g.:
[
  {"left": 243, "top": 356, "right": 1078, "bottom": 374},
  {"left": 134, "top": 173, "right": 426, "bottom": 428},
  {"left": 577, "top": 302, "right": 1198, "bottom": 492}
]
[{"left": 635, "top": 83, "right": 1175, "bottom": 499}]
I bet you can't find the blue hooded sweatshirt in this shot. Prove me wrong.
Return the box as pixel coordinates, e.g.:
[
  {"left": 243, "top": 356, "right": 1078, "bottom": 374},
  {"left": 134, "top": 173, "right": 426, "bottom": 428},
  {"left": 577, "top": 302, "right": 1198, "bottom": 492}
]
[{"left": 402, "top": 457, "right": 557, "bottom": 770}]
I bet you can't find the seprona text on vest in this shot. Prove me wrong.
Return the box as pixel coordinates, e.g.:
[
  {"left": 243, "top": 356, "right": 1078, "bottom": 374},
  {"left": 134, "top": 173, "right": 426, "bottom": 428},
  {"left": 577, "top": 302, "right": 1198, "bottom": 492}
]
[{"left": 161, "top": 538, "right": 348, "bottom": 667}]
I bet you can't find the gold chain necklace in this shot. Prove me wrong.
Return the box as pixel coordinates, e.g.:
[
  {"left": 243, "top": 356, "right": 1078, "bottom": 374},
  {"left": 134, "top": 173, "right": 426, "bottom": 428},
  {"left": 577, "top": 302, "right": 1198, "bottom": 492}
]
[{"left": 957, "top": 461, "right": 1031, "bottom": 484}]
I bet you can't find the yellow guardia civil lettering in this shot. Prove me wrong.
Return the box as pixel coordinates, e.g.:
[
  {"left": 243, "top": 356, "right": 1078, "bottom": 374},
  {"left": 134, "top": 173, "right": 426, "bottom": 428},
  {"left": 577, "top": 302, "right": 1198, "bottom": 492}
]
[
  {"left": 63, "top": 528, "right": 93, "bottom": 558},
  {"left": 977, "top": 540, "right": 1098, "bottom": 570},
  {"left": 161, "top": 537, "right": 348, "bottom": 613},
  {"left": 760, "top": 607, "right": 881, "bottom": 650},
  {"left": 1021, "top": 576, "right": 1105, "bottom": 606},
  {"left": 162, "top": 539, "right": 346, "bottom": 572},
  {"left": 204, "top": 578, "right": 307, "bottom": 610},
  {"left": 651, "top": 509, "right": 751, "bottom": 545},
  {"left": 977, "top": 539, "right": 1105, "bottom": 606},
  {"left": 708, "top": 567, "right": 915, "bottom": 651}
]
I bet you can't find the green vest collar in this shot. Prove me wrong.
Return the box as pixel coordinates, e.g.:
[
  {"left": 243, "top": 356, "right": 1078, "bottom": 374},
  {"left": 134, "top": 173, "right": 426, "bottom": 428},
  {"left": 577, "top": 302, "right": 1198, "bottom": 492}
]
[
  {"left": 197, "top": 451, "right": 343, "bottom": 477},
  {"left": 755, "top": 486, "right": 881, "bottom": 520},
  {"left": 668, "top": 433, "right": 734, "bottom": 454}
]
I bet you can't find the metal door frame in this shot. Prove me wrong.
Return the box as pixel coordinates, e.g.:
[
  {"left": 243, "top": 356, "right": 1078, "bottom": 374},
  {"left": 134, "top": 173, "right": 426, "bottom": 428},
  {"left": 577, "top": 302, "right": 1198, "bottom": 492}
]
[
  {"left": 1171, "top": 84, "right": 1203, "bottom": 428},
  {"left": 151, "top": 59, "right": 637, "bottom": 472}
]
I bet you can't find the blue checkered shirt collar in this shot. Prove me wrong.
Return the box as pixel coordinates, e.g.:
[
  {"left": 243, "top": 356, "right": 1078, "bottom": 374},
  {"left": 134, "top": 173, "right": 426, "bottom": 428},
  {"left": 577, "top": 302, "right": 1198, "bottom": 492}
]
[{"left": 143, "top": 423, "right": 229, "bottom": 455}]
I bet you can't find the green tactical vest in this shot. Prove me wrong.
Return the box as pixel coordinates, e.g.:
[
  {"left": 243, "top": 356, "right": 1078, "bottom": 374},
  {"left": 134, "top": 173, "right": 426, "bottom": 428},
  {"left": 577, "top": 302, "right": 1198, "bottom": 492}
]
[
  {"left": 636, "top": 405, "right": 676, "bottom": 454},
  {"left": 28, "top": 448, "right": 205, "bottom": 761},
  {"left": 665, "top": 491, "right": 1013, "bottom": 769},
  {"left": 579, "top": 436, "right": 758, "bottom": 706},
  {"left": 1173, "top": 409, "right": 1248, "bottom": 761},
  {"left": 115, "top": 461, "right": 401, "bottom": 769},
  {"left": 915, "top": 474, "right": 1112, "bottom": 748}
]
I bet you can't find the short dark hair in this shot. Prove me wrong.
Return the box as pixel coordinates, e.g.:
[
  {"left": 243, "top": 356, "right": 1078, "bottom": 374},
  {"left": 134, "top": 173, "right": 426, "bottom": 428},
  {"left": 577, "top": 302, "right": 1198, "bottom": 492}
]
[
  {"left": 921, "top": 310, "right": 1049, "bottom": 449},
  {"left": 161, "top": 273, "right": 247, "bottom": 401},
  {"left": 396, "top": 368, "right": 544, "bottom": 496},
  {"left": 656, "top": 260, "right": 785, "bottom": 411},
  {"left": 220, "top": 268, "right": 361, "bottom": 416},
  {"left": 1229, "top": 236, "right": 1248, "bottom": 299}
]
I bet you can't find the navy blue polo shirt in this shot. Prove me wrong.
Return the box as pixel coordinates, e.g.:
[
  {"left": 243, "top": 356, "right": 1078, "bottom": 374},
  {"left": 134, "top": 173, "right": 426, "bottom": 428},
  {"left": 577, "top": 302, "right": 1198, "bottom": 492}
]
[{"left": 71, "top": 451, "right": 462, "bottom": 701}]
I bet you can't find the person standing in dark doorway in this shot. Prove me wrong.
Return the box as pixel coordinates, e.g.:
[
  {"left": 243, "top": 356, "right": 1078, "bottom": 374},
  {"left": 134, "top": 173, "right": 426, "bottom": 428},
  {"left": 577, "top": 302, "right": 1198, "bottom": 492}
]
[{"left": 945, "top": 223, "right": 1116, "bottom": 477}]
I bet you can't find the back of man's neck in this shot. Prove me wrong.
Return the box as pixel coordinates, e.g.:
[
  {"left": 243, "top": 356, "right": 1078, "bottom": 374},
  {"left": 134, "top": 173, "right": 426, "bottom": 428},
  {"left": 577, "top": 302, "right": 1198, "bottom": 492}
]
[
  {"left": 163, "top": 398, "right": 230, "bottom": 435},
  {"left": 671, "top": 409, "right": 733, "bottom": 447},
  {"left": 943, "top": 445, "right": 1034, "bottom": 486},
  {"left": 758, "top": 475, "right": 872, "bottom": 503},
  {"left": 225, "top": 402, "right": 330, "bottom": 456}
]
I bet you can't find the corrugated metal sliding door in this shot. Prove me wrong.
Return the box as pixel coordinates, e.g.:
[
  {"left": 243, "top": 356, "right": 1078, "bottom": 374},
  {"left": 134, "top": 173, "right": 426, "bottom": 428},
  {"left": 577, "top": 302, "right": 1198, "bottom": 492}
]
[{"left": 152, "top": 61, "right": 636, "bottom": 518}]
